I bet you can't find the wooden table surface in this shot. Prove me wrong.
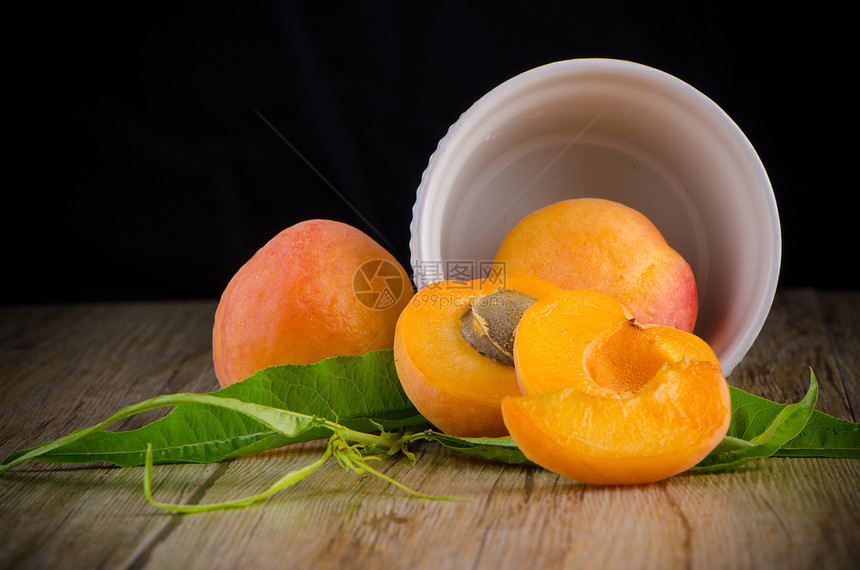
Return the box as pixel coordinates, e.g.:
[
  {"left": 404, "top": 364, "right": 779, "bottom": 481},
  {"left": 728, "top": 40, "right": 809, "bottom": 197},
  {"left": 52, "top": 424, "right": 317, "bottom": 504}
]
[{"left": 1, "top": 288, "right": 858, "bottom": 570}]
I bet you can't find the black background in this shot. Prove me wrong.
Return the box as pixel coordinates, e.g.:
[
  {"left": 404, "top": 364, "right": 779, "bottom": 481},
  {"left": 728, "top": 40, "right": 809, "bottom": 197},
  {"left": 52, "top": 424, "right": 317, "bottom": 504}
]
[{"left": 6, "top": 3, "right": 851, "bottom": 304}]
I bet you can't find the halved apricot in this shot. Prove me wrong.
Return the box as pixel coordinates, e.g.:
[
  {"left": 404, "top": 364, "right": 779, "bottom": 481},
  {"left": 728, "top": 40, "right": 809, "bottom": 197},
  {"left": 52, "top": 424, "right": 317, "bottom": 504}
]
[
  {"left": 504, "top": 289, "right": 731, "bottom": 485},
  {"left": 393, "top": 274, "right": 560, "bottom": 437},
  {"left": 501, "top": 359, "right": 732, "bottom": 485},
  {"left": 513, "top": 289, "right": 721, "bottom": 398}
]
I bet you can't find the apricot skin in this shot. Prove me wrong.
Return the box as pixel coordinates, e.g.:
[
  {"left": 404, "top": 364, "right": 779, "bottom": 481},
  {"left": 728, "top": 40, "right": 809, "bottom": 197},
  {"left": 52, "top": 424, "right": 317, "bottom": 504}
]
[
  {"left": 502, "top": 360, "right": 731, "bottom": 485},
  {"left": 213, "top": 219, "right": 410, "bottom": 387},
  {"left": 393, "top": 274, "right": 560, "bottom": 437},
  {"left": 495, "top": 198, "right": 698, "bottom": 332}
]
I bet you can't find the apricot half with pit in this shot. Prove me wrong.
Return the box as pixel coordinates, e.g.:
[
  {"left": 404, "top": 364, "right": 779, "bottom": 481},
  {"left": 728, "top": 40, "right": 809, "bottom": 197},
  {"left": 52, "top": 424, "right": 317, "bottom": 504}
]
[
  {"left": 495, "top": 198, "right": 698, "bottom": 332},
  {"left": 502, "top": 289, "right": 731, "bottom": 485},
  {"left": 393, "top": 274, "right": 560, "bottom": 437}
]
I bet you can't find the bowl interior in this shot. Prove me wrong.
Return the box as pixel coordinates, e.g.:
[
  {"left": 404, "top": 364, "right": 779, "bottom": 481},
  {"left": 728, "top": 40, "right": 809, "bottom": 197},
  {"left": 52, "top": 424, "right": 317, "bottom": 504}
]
[{"left": 411, "top": 59, "right": 780, "bottom": 376}]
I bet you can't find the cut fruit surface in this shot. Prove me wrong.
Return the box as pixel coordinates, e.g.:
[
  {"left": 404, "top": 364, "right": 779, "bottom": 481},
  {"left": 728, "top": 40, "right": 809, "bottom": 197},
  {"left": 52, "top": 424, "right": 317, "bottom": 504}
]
[
  {"left": 501, "top": 359, "right": 732, "bottom": 485},
  {"left": 513, "top": 290, "right": 720, "bottom": 398}
]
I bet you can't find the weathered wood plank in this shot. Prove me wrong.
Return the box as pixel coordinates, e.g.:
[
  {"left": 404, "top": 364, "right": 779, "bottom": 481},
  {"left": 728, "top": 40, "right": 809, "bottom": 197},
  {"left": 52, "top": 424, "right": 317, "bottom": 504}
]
[
  {"left": 0, "top": 301, "right": 221, "bottom": 570},
  {"left": 125, "top": 438, "right": 860, "bottom": 570},
  {"left": 818, "top": 290, "right": 860, "bottom": 422},
  {"left": 0, "top": 291, "right": 858, "bottom": 570},
  {"left": 0, "top": 301, "right": 220, "bottom": 453},
  {"left": 728, "top": 288, "right": 855, "bottom": 420}
]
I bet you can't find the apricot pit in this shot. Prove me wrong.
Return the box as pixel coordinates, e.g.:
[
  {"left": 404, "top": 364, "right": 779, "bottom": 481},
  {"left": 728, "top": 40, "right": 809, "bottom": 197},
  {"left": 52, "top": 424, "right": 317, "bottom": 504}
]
[{"left": 460, "top": 288, "right": 537, "bottom": 366}]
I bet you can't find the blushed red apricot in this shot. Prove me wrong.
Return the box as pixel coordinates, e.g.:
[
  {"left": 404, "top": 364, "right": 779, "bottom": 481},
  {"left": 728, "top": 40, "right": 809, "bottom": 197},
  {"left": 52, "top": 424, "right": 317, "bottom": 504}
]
[{"left": 213, "top": 219, "right": 410, "bottom": 387}]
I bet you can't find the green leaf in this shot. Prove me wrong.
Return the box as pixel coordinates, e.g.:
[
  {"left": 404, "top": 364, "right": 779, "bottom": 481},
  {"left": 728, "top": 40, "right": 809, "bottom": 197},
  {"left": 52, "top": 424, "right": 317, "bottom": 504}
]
[
  {"left": 1, "top": 350, "right": 427, "bottom": 470},
  {"left": 694, "top": 370, "right": 822, "bottom": 471},
  {"left": 724, "top": 378, "right": 860, "bottom": 459},
  {"left": 0, "top": 394, "right": 327, "bottom": 475},
  {"left": 770, "top": 410, "right": 860, "bottom": 457}
]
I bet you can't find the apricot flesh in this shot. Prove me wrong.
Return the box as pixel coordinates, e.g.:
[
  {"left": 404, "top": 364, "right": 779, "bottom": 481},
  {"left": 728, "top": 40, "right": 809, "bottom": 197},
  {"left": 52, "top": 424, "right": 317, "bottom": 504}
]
[
  {"left": 504, "top": 288, "right": 730, "bottom": 485},
  {"left": 213, "top": 219, "right": 411, "bottom": 387},
  {"left": 393, "top": 274, "right": 560, "bottom": 437},
  {"left": 495, "top": 198, "right": 698, "bottom": 332},
  {"left": 513, "top": 289, "right": 720, "bottom": 398},
  {"left": 501, "top": 359, "right": 732, "bottom": 485}
]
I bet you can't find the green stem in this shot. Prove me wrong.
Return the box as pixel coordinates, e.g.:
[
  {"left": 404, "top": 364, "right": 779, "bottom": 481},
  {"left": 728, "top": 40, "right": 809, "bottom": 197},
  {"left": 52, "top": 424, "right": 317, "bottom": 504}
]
[
  {"left": 143, "top": 442, "right": 334, "bottom": 513},
  {"left": 329, "top": 436, "right": 471, "bottom": 502},
  {"left": 334, "top": 425, "right": 399, "bottom": 451}
]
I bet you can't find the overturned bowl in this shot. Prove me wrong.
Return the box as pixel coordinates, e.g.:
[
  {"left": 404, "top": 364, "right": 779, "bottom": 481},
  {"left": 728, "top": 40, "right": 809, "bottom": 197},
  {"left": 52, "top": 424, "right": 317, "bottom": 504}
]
[{"left": 410, "top": 58, "right": 780, "bottom": 377}]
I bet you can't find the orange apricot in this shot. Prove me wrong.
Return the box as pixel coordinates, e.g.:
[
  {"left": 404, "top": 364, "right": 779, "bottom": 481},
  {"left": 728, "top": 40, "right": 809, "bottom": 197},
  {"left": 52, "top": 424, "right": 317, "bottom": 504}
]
[
  {"left": 495, "top": 198, "right": 698, "bottom": 332},
  {"left": 501, "top": 360, "right": 731, "bottom": 485},
  {"left": 393, "top": 274, "right": 560, "bottom": 437},
  {"left": 213, "top": 219, "right": 411, "bottom": 387},
  {"left": 513, "top": 289, "right": 720, "bottom": 398},
  {"left": 503, "top": 289, "right": 730, "bottom": 485}
]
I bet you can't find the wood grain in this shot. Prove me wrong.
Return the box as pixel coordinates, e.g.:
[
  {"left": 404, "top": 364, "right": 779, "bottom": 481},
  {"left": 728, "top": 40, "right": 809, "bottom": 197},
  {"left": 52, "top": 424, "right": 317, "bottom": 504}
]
[{"left": 1, "top": 290, "right": 858, "bottom": 570}]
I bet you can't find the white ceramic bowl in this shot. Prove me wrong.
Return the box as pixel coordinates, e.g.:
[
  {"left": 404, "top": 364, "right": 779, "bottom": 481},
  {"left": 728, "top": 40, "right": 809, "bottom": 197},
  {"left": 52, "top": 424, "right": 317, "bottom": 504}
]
[{"left": 410, "top": 58, "right": 780, "bottom": 377}]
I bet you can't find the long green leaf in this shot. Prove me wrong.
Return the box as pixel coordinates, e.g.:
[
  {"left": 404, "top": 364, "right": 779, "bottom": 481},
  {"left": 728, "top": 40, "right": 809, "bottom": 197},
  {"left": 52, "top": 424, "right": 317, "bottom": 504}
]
[
  {"left": 693, "top": 370, "right": 820, "bottom": 471},
  {"left": 727, "top": 383, "right": 860, "bottom": 459},
  {"left": 1, "top": 350, "right": 427, "bottom": 469},
  {"left": 0, "top": 394, "right": 326, "bottom": 475}
]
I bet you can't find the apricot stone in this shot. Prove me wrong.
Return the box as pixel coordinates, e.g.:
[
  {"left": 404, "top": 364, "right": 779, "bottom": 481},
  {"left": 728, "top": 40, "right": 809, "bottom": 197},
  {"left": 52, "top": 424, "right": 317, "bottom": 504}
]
[
  {"left": 495, "top": 198, "right": 698, "bottom": 332},
  {"left": 460, "top": 288, "right": 538, "bottom": 366},
  {"left": 393, "top": 274, "right": 560, "bottom": 437},
  {"left": 213, "top": 219, "right": 411, "bottom": 387}
]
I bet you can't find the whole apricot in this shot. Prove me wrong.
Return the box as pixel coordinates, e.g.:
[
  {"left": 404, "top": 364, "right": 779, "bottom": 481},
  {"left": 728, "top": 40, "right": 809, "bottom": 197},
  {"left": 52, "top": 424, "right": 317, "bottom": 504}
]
[
  {"left": 503, "top": 289, "right": 730, "bottom": 485},
  {"left": 495, "top": 198, "right": 698, "bottom": 332},
  {"left": 393, "top": 274, "right": 560, "bottom": 437},
  {"left": 213, "top": 219, "right": 411, "bottom": 387}
]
